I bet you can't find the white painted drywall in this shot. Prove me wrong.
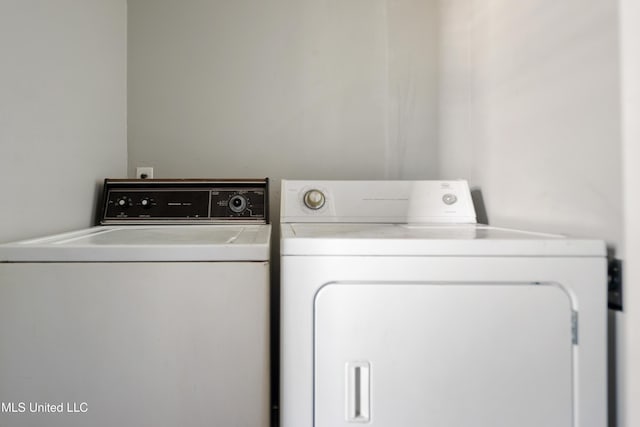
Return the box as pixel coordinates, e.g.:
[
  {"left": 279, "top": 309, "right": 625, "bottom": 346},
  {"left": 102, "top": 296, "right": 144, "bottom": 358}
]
[
  {"left": 439, "top": 1, "right": 624, "bottom": 424},
  {"left": 0, "top": 0, "right": 127, "bottom": 243},
  {"left": 619, "top": 0, "right": 640, "bottom": 424},
  {"left": 438, "top": 0, "right": 622, "bottom": 248},
  {"left": 127, "top": 0, "right": 439, "bottom": 185},
  {"left": 386, "top": 0, "right": 439, "bottom": 179}
]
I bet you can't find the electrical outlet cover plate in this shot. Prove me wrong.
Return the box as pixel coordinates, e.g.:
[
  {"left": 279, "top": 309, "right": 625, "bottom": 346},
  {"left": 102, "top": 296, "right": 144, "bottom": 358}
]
[{"left": 136, "top": 167, "right": 154, "bottom": 179}]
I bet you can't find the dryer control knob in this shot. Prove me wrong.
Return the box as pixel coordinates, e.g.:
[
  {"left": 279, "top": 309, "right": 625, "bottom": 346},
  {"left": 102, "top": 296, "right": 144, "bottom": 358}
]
[
  {"left": 140, "top": 198, "right": 152, "bottom": 209},
  {"left": 303, "top": 189, "right": 326, "bottom": 210},
  {"left": 442, "top": 193, "right": 458, "bottom": 205}
]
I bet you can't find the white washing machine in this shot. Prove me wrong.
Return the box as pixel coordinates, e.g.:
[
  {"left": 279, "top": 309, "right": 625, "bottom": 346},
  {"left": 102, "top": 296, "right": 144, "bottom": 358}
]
[
  {"left": 280, "top": 180, "right": 607, "bottom": 427},
  {"left": 0, "top": 179, "right": 271, "bottom": 427}
]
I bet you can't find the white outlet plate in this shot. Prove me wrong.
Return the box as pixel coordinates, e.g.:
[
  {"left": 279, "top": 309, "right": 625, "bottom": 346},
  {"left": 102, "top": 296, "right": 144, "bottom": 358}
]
[{"left": 136, "top": 167, "right": 154, "bottom": 179}]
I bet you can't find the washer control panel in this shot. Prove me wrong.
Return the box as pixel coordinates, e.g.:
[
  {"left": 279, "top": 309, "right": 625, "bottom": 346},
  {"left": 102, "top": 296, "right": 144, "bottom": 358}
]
[{"left": 99, "top": 179, "right": 268, "bottom": 224}]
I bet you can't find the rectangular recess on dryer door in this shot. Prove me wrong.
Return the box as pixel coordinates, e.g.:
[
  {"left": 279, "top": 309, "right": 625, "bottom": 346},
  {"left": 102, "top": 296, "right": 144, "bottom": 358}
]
[{"left": 346, "top": 361, "right": 370, "bottom": 423}]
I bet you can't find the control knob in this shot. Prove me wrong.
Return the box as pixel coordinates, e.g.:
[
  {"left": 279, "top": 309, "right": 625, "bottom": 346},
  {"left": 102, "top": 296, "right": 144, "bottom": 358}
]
[
  {"left": 115, "top": 197, "right": 131, "bottom": 209},
  {"left": 303, "top": 189, "right": 325, "bottom": 210},
  {"left": 140, "top": 198, "right": 153, "bottom": 209},
  {"left": 229, "top": 194, "right": 248, "bottom": 213}
]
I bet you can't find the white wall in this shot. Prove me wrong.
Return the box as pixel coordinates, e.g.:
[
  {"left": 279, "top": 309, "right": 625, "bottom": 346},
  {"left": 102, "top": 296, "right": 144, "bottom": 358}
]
[
  {"left": 438, "top": 0, "right": 622, "bottom": 248},
  {"left": 439, "top": 1, "right": 624, "bottom": 425},
  {"left": 386, "top": 0, "right": 439, "bottom": 179},
  {"left": 620, "top": 0, "right": 640, "bottom": 424},
  {"left": 127, "top": 0, "right": 439, "bottom": 187},
  {"left": 0, "top": 0, "right": 128, "bottom": 243}
]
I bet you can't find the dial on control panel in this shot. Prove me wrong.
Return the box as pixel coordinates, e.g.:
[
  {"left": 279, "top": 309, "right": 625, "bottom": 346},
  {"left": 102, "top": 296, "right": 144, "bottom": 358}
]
[
  {"left": 229, "top": 194, "right": 248, "bottom": 213},
  {"left": 116, "top": 197, "right": 131, "bottom": 209},
  {"left": 303, "top": 189, "right": 326, "bottom": 210},
  {"left": 140, "top": 198, "right": 153, "bottom": 209}
]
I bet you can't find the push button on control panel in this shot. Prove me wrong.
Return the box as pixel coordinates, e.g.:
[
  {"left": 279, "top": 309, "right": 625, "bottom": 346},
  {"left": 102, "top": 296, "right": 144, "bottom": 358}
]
[{"left": 442, "top": 193, "right": 458, "bottom": 205}]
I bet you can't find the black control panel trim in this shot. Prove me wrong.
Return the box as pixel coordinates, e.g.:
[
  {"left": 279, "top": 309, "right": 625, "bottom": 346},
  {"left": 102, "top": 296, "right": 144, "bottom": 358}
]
[{"left": 98, "top": 178, "right": 269, "bottom": 225}]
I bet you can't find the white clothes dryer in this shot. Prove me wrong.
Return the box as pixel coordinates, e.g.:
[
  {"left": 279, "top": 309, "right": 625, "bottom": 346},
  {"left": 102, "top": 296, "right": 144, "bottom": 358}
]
[
  {"left": 0, "top": 179, "right": 271, "bottom": 427},
  {"left": 280, "top": 180, "right": 607, "bottom": 427}
]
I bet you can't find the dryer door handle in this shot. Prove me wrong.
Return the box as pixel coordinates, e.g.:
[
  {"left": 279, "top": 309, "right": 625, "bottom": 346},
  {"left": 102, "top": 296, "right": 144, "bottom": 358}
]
[{"left": 346, "top": 361, "right": 370, "bottom": 423}]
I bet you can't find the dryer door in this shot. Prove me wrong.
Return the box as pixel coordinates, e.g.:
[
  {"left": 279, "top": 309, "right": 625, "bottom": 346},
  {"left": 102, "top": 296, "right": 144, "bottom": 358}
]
[{"left": 314, "top": 283, "right": 574, "bottom": 427}]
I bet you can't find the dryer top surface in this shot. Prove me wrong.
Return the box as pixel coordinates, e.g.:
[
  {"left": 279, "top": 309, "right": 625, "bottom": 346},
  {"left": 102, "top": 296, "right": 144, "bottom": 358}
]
[{"left": 281, "top": 223, "right": 605, "bottom": 257}]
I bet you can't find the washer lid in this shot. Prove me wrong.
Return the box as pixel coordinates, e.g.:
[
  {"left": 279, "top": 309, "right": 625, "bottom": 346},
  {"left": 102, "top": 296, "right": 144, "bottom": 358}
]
[
  {"left": 281, "top": 223, "right": 605, "bottom": 257},
  {"left": 0, "top": 225, "right": 271, "bottom": 262}
]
